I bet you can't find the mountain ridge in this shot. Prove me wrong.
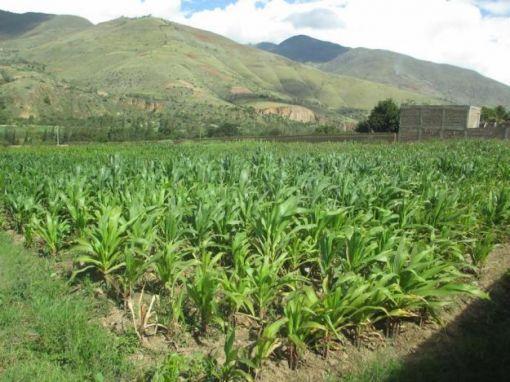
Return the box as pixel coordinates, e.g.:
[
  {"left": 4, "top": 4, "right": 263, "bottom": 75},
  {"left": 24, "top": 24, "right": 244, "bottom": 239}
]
[
  {"left": 0, "top": 12, "right": 439, "bottom": 126},
  {"left": 0, "top": 10, "right": 92, "bottom": 41},
  {"left": 256, "top": 35, "right": 350, "bottom": 63},
  {"left": 319, "top": 47, "right": 510, "bottom": 107},
  {"left": 256, "top": 34, "right": 510, "bottom": 107}
]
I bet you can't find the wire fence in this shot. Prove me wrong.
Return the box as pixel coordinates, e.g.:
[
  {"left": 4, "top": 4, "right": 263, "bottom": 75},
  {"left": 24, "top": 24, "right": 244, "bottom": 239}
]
[{"left": 189, "top": 126, "right": 510, "bottom": 144}]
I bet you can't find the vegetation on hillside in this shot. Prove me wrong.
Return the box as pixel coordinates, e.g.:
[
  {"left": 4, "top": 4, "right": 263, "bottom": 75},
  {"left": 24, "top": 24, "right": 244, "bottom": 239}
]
[
  {"left": 0, "top": 13, "right": 439, "bottom": 132},
  {"left": 319, "top": 48, "right": 510, "bottom": 108},
  {"left": 0, "top": 141, "right": 508, "bottom": 379},
  {"left": 255, "top": 35, "right": 510, "bottom": 108},
  {"left": 0, "top": 10, "right": 54, "bottom": 39}
]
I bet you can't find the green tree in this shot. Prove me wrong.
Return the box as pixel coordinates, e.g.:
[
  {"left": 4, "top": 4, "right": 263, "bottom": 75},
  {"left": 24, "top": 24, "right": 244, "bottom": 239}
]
[
  {"left": 207, "top": 122, "right": 240, "bottom": 137},
  {"left": 357, "top": 99, "right": 400, "bottom": 133},
  {"left": 481, "top": 107, "right": 496, "bottom": 123},
  {"left": 494, "top": 106, "right": 509, "bottom": 123},
  {"left": 481, "top": 105, "right": 509, "bottom": 125}
]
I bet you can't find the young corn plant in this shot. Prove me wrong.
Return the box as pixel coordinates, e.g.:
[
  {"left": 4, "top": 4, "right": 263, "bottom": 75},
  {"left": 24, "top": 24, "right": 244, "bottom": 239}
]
[
  {"left": 187, "top": 252, "right": 222, "bottom": 334},
  {"left": 248, "top": 318, "right": 287, "bottom": 377},
  {"left": 205, "top": 328, "right": 253, "bottom": 382},
  {"left": 31, "top": 212, "right": 69, "bottom": 256},
  {"left": 384, "top": 243, "right": 489, "bottom": 322},
  {"left": 338, "top": 227, "right": 388, "bottom": 274},
  {"left": 60, "top": 178, "right": 92, "bottom": 234},
  {"left": 252, "top": 195, "right": 303, "bottom": 259},
  {"left": 72, "top": 206, "right": 133, "bottom": 289},
  {"left": 311, "top": 274, "right": 390, "bottom": 350},
  {"left": 119, "top": 249, "right": 151, "bottom": 303},
  {"left": 480, "top": 188, "right": 510, "bottom": 226},
  {"left": 282, "top": 289, "right": 324, "bottom": 369},
  {"left": 221, "top": 272, "right": 256, "bottom": 324},
  {"left": 153, "top": 242, "right": 195, "bottom": 326},
  {"left": 4, "top": 193, "right": 39, "bottom": 234},
  {"left": 247, "top": 253, "right": 299, "bottom": 323},
  {"left": 469, "top": 232, "right": 495, "bottom": 268}
]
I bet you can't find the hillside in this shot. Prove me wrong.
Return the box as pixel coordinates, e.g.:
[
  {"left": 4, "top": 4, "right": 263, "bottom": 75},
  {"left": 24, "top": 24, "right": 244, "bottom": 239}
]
[
  {"left": 0, "top": 10, "right": 53, "bottom": 39},
  {"left": 320, "top": 48, "right": 510, "bottom": 107},
  {"left": 256, "top": 35, "right": 350, "bottom": 63},
  {"left": 0, "top": 11, "right": 444, "bottom": 132},
  {"left": 0, "top": 10, "right": 91, "bottom": 41},
  {"left": 0, "top": 59, "right": 159, "bottom": 122},
  {"left": 255, "top": 34, "right": 510, "bottom": 108},
  {"left": 3, "top": 17, "right": 436, "bottom": 109}
]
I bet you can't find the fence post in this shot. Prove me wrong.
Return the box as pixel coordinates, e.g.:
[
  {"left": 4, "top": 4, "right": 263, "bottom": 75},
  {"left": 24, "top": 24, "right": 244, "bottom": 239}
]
[
  {"left": 440, "top": 108, "right": 446, "bottom": 139},
  {"left": 505, "top": 127, "right": 509, "bottom": 140},
  {"left": 418, "top": 109, "right": 423, "bottom": 141}
]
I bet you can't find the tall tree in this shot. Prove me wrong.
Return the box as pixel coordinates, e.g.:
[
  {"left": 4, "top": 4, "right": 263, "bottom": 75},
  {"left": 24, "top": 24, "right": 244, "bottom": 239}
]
[{"left": 357, "top": 99, "right": 400, "bottom": 133}]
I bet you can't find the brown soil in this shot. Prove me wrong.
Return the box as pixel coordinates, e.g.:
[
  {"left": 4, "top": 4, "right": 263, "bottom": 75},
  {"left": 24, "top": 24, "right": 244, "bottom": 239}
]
[{"left": 230, "top": 86, "right": 253, "bottom": 95}]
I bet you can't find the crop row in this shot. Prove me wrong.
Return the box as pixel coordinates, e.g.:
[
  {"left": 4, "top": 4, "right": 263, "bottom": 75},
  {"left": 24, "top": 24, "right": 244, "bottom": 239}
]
[{"left": 0, "top": 141, "right": 509, "bottom": 379}]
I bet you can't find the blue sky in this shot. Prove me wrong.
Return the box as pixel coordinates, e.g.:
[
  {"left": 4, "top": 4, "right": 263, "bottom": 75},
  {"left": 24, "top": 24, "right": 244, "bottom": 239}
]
[
  {"left": 179, "top": 0, "right": 510, "bottom": 16},
  {"left": 181, "top": 0, "right": 309, "bottom": 13},
  {"left": 182, "top": 1, "right": 236, "bottom": 12}
]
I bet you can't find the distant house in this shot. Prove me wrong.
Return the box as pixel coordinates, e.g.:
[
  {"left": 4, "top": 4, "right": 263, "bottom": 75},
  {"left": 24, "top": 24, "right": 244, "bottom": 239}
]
[{"left": 400, "top": 105, "right": 481, "bottom": 132}]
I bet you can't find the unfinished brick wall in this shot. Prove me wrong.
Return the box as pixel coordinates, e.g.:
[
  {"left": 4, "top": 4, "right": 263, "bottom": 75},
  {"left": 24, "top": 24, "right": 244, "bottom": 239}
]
[{"left": 400, "top": 105, "right": 481, "bottom": 132}]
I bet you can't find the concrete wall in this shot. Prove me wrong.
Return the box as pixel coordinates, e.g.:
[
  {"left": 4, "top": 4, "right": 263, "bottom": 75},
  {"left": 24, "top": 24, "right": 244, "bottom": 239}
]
[
  {"left": 467, "top": 106, "right": 481, "bottom": 129},
  {"left": 400, "top": 105, "right": 481, "bottom": 132}
]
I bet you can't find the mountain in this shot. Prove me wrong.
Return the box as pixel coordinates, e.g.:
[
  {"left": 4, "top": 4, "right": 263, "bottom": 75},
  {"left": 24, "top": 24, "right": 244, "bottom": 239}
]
[
  {"left": 255, "top": 42, "right": 278, "bottom": 52},
  {"left": 319, "top": 48, "right": 510, "bottom": 107},
  {"left": 0, "top": 10, "right": 91, "bottom": 41},
  {"left": 0, "top": 12, "right": 439, "bottom": 128},
  {"left": 0, "top": 10, "right": 53, "bottom": 39},
  {"left": 257, "top": 35, "right": 350, "bottom": 63},
  {"left": 255, "top": 34, "right": 510, "bottom": 108}
]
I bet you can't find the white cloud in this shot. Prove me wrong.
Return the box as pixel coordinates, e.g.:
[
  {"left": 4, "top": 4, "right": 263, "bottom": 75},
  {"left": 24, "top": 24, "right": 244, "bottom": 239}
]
[
  {"left": 286, "top": 8, "right": 344, "bottom": 30},
  {"left": 1, "top": 0, "right": 509, "bottom": 85},
  {"left": 183, "top": 0, "right": 510, "bottom": 85}
]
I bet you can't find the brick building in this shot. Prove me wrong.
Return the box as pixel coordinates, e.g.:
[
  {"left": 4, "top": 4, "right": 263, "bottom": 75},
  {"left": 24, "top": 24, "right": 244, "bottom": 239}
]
[{"left": 400, "top": 105, "right": 481, "bottom": 132}]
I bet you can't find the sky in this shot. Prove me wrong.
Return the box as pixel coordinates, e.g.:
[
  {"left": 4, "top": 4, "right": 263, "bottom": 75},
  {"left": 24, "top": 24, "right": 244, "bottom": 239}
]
[{"left": 1, "top": 0, "right": 510, "bottom": 85}]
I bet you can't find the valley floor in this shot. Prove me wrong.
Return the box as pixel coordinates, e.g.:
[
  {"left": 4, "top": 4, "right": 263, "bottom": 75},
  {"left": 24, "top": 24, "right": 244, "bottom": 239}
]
[{"left": 1, "top": 231, "right": 509, "bottom": 381}]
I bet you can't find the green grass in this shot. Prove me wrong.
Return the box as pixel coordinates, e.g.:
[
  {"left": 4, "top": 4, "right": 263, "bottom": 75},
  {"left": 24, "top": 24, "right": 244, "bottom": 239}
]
[{"left": 0, "top": 233, "right": 134, "bottom": 381}]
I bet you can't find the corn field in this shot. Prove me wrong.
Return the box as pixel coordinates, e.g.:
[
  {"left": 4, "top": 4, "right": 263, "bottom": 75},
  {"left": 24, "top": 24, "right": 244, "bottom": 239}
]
[{"left": 1, "top": 141, "right": 509, "bottom": 379}]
